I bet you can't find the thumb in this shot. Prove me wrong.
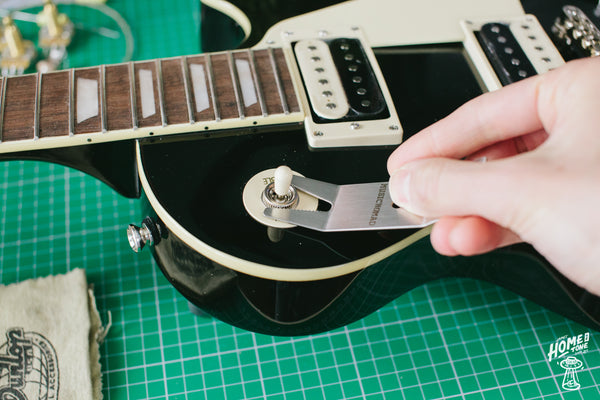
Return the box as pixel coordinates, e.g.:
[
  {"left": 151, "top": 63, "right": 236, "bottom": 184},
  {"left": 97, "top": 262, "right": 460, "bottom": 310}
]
[{"left": 388, "top": 157, "right": 532, "bottom": 230}]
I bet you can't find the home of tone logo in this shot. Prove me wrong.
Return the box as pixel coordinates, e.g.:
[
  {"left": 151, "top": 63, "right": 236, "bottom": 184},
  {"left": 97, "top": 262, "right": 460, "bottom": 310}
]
[
  {"left": 547, "top": 332, "right": 590, "bottom": 391},
  {"left": 0, "top": 327, "right": 59, "bottom": 400}
]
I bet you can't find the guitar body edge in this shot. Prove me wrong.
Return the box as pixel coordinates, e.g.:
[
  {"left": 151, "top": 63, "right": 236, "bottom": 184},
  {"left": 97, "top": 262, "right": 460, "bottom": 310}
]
[
  {"left": 138, "top": 189, "right": 600, "bottom": 335},
  {"left": 135, "top": 135, "right": 600, "bottom": 335}
]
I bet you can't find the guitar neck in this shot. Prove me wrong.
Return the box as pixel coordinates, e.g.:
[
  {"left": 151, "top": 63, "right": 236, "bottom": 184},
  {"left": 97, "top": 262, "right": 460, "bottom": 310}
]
[{"left": 0, "top": 47, "right": 302, "bottom": 154}]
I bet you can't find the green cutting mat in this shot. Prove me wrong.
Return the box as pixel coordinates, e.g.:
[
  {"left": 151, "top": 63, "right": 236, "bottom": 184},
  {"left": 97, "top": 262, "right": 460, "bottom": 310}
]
[{"left": 1, "top": 1, "right": 600, "bottom": 399}]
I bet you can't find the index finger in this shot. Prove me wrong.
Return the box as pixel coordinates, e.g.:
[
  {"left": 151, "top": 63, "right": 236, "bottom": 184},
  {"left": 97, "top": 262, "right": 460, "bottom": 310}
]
[{"left": 387, "top": 71, "right": 545, "bottom": 173}]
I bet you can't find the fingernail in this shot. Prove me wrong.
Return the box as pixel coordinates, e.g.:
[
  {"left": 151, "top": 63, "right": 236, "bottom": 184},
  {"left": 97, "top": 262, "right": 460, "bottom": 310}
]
[{"left": 389, "top": 168, "right": 411, "bottom": 207}]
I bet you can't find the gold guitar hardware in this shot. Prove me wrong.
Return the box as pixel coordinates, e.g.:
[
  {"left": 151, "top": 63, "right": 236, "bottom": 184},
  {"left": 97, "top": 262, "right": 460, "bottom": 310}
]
[
  {"left": 37, "top": 0, "right": 74, "bottom": 71},
  {"left": 0, "top": 16, "right": 36, "bottom": 75},
  {"left": 37, "top": 0, "right": 74, "bottom": 48}
]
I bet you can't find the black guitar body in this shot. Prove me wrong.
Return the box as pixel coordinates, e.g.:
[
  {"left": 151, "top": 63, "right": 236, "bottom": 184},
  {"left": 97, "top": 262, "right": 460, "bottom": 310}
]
[
  {"left": 1, "top": 0, "right": 598, "bottom": 336},
  {"left": 137, "top": 31, "right": 600, "bottom": 335},
  {"left": 139, "top": 128, "right": 600, "bottom": 335},
  {"left": 148, "top": 218, "right": 600, "bottom": 336}
]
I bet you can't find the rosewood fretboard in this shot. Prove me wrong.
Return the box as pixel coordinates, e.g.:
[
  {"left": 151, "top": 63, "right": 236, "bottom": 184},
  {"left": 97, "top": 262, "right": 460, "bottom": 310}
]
[{"left": 0, "top": 48, "right": 302, "bottom": 153}]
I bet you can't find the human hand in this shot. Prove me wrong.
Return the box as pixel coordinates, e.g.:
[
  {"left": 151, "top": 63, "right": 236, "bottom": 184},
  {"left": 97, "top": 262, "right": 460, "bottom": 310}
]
[{"left": 387, "top": 57, "right": 600, "bottom": 295}]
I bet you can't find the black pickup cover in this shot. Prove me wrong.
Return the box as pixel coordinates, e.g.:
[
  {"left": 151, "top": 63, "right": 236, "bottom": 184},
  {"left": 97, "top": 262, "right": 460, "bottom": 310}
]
[
  {"left": 476, "top": 23, "right": 538, "bottom": 86},
  {"left": 329, "top": 38, "right": 387, "bottom": 116}
]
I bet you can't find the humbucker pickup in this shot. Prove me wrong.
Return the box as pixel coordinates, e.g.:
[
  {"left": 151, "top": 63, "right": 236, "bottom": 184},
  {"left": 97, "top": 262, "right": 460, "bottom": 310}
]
[
  {"left": 295, "top": 38, "right": 389, "bottom": 122},
  {"left": 287, "top": 27, "right": 402, "bottom": 149},
  {"left": 461, "top": 15, "right": 565, "bottom": 91}
]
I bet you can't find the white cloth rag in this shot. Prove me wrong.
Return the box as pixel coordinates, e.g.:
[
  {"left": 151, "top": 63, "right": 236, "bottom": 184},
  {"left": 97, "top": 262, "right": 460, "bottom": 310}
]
[{"left": 0, "top": 268, "right": 103, "bottom": 400}]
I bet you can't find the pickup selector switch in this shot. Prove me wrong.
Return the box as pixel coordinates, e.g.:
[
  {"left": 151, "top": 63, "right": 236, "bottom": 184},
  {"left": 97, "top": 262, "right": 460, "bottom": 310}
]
[
  {"left": 274, "top": 166, "right": 293, "bottom": 198},
  {"left": 243, "top": 167, "right": 319, "bottom": 228}
]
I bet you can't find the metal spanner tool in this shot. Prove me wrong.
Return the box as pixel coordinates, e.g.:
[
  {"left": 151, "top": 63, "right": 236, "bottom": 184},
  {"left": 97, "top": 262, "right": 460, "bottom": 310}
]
[{"left": 263, "top": 175, "right": 437, "bottom": 232}]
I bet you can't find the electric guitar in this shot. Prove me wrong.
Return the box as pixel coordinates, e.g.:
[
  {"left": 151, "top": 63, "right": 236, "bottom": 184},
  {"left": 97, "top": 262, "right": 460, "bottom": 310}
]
[{"left": 0, "top": 0, "right": 598, "bottom": 336}]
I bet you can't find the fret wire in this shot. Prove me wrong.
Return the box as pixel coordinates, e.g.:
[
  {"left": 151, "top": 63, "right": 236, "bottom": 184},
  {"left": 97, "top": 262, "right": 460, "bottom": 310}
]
[
  {"left": 100, "top": 65, "right": 107, "bottom": 133},
  {"left": 156, "top": 59, "right": 167, "bottom": 127},
  {"left": 181, "top": 56, "right": 195, "bottom": 124},
  {"left": 129, "top": 62, "right": 138, "bottom": 129},
  {"left": 248, "top": 49, "right": 267, "bottom": 117},
  {"left": 34, "top": 72, "right": 41, "bottom": 140},
  {"left": 268, "top": 47, "right": 289, "bottom": 115},
  {"left": 227, "top": 51, "right": 245, "bottom": 119},
  {"left": 69, "top": 68, "right": 74, "bottom": 136},
  {"left": 205, "top": 54, "right": 220, "bottom": 122},
  {"left": 0, "top": 77, "right": 6, "bottom": 143}
]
